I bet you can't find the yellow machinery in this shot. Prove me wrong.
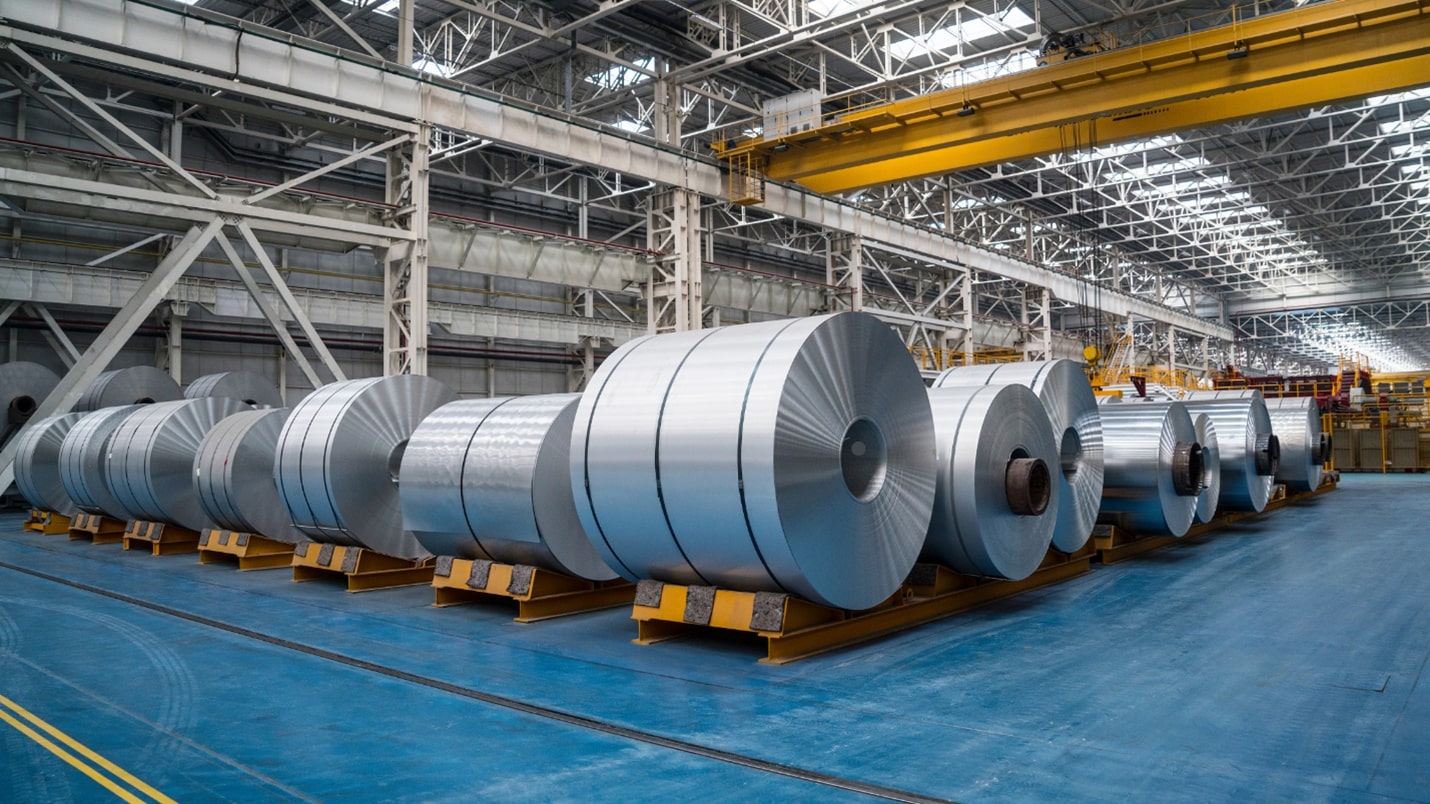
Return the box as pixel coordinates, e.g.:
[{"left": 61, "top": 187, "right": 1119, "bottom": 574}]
[
  {"left": 716, "top": 0, "right": 1430, "bottom": 198},
  {"left": 1326, "top": 368, "right": 1430, "bottom": 472}
]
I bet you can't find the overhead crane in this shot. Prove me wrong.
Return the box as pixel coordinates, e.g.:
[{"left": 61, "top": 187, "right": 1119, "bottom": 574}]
[{"left": 716, "top": 0, "right": 1430, "bottom": 199}]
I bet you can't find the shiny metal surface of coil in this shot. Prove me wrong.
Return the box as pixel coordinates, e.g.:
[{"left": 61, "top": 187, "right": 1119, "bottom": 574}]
[
  {"left": 401, "top": 394, "right": 615, "bottom": 580},
  {"left": 1264, "top": 397, "right": 1323, "bottom": 493},
  {"left": 0, "top": 362, "right": 60, "bottom": 443},
  {"left": 105, "top": 398, "right": 248, "bottom": 530},
  {"left": 12, "top": 413, "right": 84, "bottom": 515},
  {"left": 59, "top": 405, "right": 144, "bottom": 519},
  {"left": 572, "top": 312, "right": 936, "bottom": 611},
  {"left": 193, "top": 408, "right": 303, "bottom": 542},
  {"left": 1183, "top": 390, "right": 1277, "bottom": 513},
  {"left": 924, "top": 384, "right": 1058, "bottom": 580},
  {"left": 1193, "top": 414, "right": 1221, "bottom": 524},
  {"left": 1098, "top": 401, "right": 1201, "bottom": 537},
  {"left": 76, "top": 366, "right": 182, "bottom": 411},
  {"left": 184, "top": 371, "right": 284, "bottom": 408},
  {"left": 274, "top": 376, "right": 456, "bottom": 559},
  {"left": 933, "top": 359, "right": 1104, "bottom": 552}
]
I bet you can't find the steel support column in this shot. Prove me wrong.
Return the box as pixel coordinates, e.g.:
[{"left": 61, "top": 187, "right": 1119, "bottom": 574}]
[
  {"left": 647, "top": 187, "right": 704, "bottom": 334},
  {"left": 1021, "top": 287, "right": 1052, "bottom": 362},
  {"left": 825, "top": 232, "right": 865, "bottom": 313},
  {"left": 385, "top": 128, "right": 430, "bottom": 375}
]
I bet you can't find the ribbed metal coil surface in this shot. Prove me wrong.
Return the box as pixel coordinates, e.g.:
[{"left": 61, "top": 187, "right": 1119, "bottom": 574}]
[
  {"left": 184, "top": 371, "right": 283, "bottom": 408},
  {"left": 58, "top": 405, "right": 143, "bottom": 519},
  {"left": 193, "top": 408, "right": 302, "bottom": 541},
  {"left": 274, "top": 376, "right": 455, "bottom": 559},
  {"left": 571, "top": 312, "right": 936, "bottom": 611},
  {"left": 105, "top": 398, "right": 248, "bottom": 529},
  {"left": 1098, "top": 400, "right": 1200, "bottom": 537},
  {"left": 1265, "top": 397, "right": 1323, "bottom": 493},
  {"left": 1193, "top": 414, "right": 1221, "bottom": 524},
  {"left": 76, "top": 366, "right": 181, "bottom": 411},
  {"left": 12, "top": 412, "right": 84, "bottom": 515},
  {"left": 933, "top": 359, "right": 1104, "bottom": 552},
  {"left": 924, "top": 384, "right": 1058, "bottom": 580},
  {"left": 1183, "top": 390, "right": 1277, "bottom": 512},
  {"left": 401, "top": 394, "right": 615, "bottom": 580}
]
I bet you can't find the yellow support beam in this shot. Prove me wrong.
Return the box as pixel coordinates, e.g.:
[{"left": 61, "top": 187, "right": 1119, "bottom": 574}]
[{"left": 718, "top": 0, "right": 1430, "bottom": 194}]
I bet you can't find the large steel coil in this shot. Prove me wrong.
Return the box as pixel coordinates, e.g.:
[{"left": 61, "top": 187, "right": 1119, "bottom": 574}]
[
  {"left": 924, "top": 384, "right": 1058, "bottom": 580},
  {"left": 12, "top": 413, "right": 84, "bottom": 515},
  {"left": 274, "top": 376, "right": 456, "bottom": 559},
  {"left": 572, "top": 312, "right": 936, "bottom": 611},
  {"left": 1265, "top": 397, "right": 1324, "bottom": 493},
  {"left": 401, "top": 394, "right": 615, "bottom": 580},
  {"left": 933, "top": 359, "right": 1104, "bottom": 552},
  {"left": 193, "top": 408, "right": 303, "bottom": 542},
  {"left": 1193, "top": 414, "right": 1221, "bottom": 525},
  {"left": 1098, "top": 400, "right": 1203, "bottom": 537},
  {"left": 0, "top": 362, "right": 60, "bottom": 442},
  {"left": 105, "top": 398, "right": 248, "bottom": 530},
  {"left": 184, "top": 371, "right": 283, "bottom": 408},
  {"left": 1183, "top": 390, "right": 1279, "bottom": 513},
  {"left": 58, "top": 405, "right": 143, "bottom": 519},
  {"left": 77, "top": 366, "right": 181, "bottom": 411}
]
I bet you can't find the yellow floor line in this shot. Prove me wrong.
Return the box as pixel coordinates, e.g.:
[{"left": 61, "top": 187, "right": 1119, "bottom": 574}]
[{"left": 0, "top": 693, "right": 175, "bottom": 804}]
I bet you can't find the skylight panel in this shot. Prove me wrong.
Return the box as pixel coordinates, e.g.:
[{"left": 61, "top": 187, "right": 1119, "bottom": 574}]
[
  {"left": 938, "top": 51, "right": 1037, "bottom": 87},
  {"left": 808, "top": 0, "right": 874, "bottom": 16},
  {"left": 1078, "top": 135, "right": 1184, "bottom": 162},
  {"left": 888, "top": 7, "right": 1035, "bottom": 60},
  {"left": 1368, "top": 87, "right": 1430, "bottom": 106},
  {"left": 612, "top": 119, "right": 650, "bottom": 134},
  {"left": 412, "top": 57, "right": 451, "bottom": 78},
  {"left": 586, "top": 57, "right": 656, "bottom": 90}
]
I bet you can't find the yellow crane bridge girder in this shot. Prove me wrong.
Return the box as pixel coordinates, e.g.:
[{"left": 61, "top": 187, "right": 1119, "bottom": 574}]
[{"left": 718, "top": 0, "right": 1430, "bottom": 196}]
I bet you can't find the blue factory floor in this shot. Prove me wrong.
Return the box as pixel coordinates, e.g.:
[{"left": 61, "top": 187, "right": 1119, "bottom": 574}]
[{"left": 0, "top": 473, "right": 1426, "bottom": 803}]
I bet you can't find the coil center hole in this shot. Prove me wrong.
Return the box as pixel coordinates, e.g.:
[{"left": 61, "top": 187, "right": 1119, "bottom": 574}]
[
  {"left": 10, "top": 395, "right": 36, "bottom": 417},
  {"left": 387, "top": 438, "right": 409, "bottom": 486},
  {"left": 135, "top": 396, "right": 156, "bottom": 404},
  {"left": 1059, "top": 426, "right": 1082, "bottom": 482},
  {"left": 840, "top": 417, "right": 887, "bottom": 503},
  {"left": 1005, "top": 448, "right": 1051, "bottom": 516}
]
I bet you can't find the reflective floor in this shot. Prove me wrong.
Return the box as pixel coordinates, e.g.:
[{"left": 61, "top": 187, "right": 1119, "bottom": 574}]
[{"left": 1, "top": 473, "right": 1426, "bottom": 802}]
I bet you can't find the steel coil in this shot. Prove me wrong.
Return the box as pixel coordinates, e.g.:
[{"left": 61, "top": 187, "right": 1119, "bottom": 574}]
[
  {"left": 184, "top": 371, "right": 283, "bottom": 408},
  {"left": 572, "top": 312, "right": 936, "bottom": 611},
  {"left": 1265, "top": 397, "right": 1323, "bottom": 493},
  {"left": 274, "top": 376, "right": 456, "bottom": 559},
  {"left": 933, "top": 359, "right": 1104, "bottom": 551},
  {"left": 77, "top": 366, "right": 181, "bottom": 411},
  {"left": 924, "top": 384, "right": 1058, "bottom": 580},
  {"left": 105, "top": 398, "right": 248, "bottom": 529},
  {"left": 401, "top": 394, "right": 615, "bottom": 580},
  {"left": 0, "top": 362, "right": 60, "bottom": 443},
  {"left": 193, "top": 408, "right": 303, "bottom": 542},
  {"left": 1098, "top": 401, "right": 1203, "bottom": 537},
  {"left": 1183, "top": 390, "right": 1279, "bottom": 512},
  {"left": 12, "top": 412, "right": 84, "bottom": 515},
  {"left": 1193, "top": 414, "right": 1221, "bottom": 524},
  {"left": 58, "top": 405, "right": 144, "bottom": 519}
]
